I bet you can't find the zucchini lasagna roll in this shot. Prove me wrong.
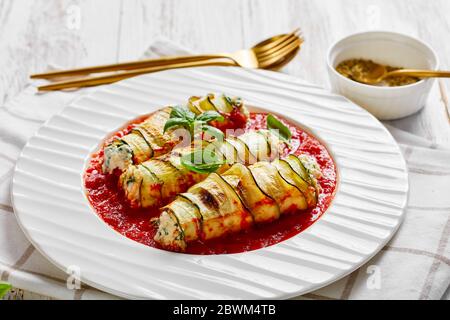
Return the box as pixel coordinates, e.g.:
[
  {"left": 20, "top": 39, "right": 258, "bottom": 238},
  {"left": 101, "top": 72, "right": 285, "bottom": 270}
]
[
  {"left": 154, "top": 154, "right": 321, "bottom": 252},
  {"left": 119, "top": 130, "right": 285, "bottom": 209},
  {"left": 102, "top": 93, "right": 248, "bottom": 174}
]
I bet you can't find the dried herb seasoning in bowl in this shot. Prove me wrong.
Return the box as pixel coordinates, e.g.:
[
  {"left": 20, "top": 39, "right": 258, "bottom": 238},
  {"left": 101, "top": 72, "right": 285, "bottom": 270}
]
[
  {"left": 335, "top": 59, "right": 420, "bottom": 87},
  {"left": 327, "top": 31, "right": 438, "bottom": 120}
]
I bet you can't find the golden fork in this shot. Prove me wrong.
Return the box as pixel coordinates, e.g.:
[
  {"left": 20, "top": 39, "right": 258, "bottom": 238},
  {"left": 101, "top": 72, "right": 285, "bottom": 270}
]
[{"left": 35, "top": 30, "right": 303, "bottom": 91}]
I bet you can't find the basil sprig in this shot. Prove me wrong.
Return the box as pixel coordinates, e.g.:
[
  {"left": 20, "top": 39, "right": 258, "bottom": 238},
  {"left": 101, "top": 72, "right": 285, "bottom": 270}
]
[
  {"left": 267, "top": 114, "right": 292, "bottom": 143},
  {"left": 181, "top": 149, "right": 225, "bottom": 174},
  {"left": 164, "top": 106, "right": 224, "bottom": 141},
  {"left": 0, "top": 282, "right": 12, "bottom": 299}
]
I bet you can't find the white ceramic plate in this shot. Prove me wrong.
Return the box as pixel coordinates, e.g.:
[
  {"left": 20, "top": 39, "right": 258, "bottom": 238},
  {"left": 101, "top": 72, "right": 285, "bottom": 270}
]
[{"left": 12, "top": 67, "right": 408, "bottom": 299}]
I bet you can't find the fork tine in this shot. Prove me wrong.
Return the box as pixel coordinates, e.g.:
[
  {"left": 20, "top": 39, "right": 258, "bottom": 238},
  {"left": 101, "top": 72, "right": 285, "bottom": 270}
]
[
  {"left": 256, "top": 34, "right": 302, "bottom": 60},
  {"left": 258, "top": 38, "right": 302, "bottom": 68},
  {"left": 265, "top": 47, "right": 300, "bottom": 71},
  {"left": 259, "top": 37, "right": 301, "bottom": 62},
  {"left": 253, "top": 28, "right": 301, "bottom": 54}
]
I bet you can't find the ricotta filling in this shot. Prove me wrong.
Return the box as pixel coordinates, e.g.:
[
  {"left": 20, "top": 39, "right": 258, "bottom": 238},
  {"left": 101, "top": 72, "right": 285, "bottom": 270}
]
[{"left": 103, "top": 143, "right": 133, "bottom": 174}]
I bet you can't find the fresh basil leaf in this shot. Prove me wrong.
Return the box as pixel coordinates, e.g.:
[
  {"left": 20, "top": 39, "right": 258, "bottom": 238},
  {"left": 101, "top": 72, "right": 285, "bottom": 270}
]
[
  {"left": 188, "top": 162, "right": 223, "bottom": 174},
  {"left": 185, "top": 109, "right": 196, "bottom": 121},
  {"left": 0, "top": 282, "right": 12, "bottom": 299},
  {"left": 181, "top": 149, "right": 224, "bottom": 174},
  {"left": 196, "top": 110, "right": 224, "bottom": 123},
  {"left": 169, "top": 106, "right": 188, "bottom": 119},
  {"left": 163, "top": 118, "right": 189, "bottom": 133},
  {"left": 201, "top": 125, "right": 224, "bottom": 141},
  {"left": 267, "top": 114, "right": 292, "bottom": 142}
]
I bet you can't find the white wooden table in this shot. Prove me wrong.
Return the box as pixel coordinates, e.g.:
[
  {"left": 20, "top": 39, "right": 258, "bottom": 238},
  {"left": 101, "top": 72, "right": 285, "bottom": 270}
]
[{"left": 1, "top": 0, "right": 449, "bottom": 299}]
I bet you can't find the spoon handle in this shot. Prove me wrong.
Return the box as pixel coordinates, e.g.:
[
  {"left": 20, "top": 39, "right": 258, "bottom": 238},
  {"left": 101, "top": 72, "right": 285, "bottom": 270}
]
[
  {"left": 30, "top": 54, "right": 234, "bottom": 80},
  {"left": 37, "top": 59, "right": 236, "bottom": 92},
  {"left": 389, "top": 69, "right": 450, "bottom": 78}
]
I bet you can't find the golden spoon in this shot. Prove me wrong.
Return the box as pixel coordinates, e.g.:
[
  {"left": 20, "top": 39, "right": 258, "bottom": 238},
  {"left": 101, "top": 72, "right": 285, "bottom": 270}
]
[{"left": 353, "top": 62, "right": 450, "bottom": 85}]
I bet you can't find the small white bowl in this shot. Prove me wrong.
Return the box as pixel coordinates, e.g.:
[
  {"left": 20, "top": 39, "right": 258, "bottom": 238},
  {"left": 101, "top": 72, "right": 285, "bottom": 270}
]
[{"left": 327, "top": 31, "right": 438, "bottom": 120}]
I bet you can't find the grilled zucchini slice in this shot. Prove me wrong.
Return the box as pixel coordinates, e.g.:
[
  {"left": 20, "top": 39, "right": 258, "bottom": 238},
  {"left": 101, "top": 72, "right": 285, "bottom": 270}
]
[
  {"left": 285, "top": 154, "right": 312, "bottom": 185},
  {"left": 167, "top": 153, "right": 206, "bottom": 184},
  {"left": 143, "top": 160, "right": 185, "bottom": 201},
  {"left": 121, "top": 133, "right": 151, "bottom": 164},
  {"left": 273, "top": 159, "right": 316, "bottom": 207},
  {"left": 211, "top": 173, "right": 253, "bottom": 233},
  {"left": 162, "top": 195, "right": 202, "bottom": 242},
  {"left": 258, "top": 130, "right": 284, "bottom": 160},
  {"left": 132, "top": 128, "right": 155, "bottom": 157},
  {"left": 138, "top": 108, "right": 173, "bottom": 154},
  {"left": 297, "top": 154, "right": 322, "bottom": 179},
  {"left": 226, "top": 136, "right": 257, "bottom": 164},
  {"left": 179, "top": 191, "right": 222, "bottom": 240},
  {"left": 183, "top": 173, "right": 251, "bottom": 240},
  {"left": 133, "top": 128, "right": 155, "bottom": 155},
  {"left": 170, "top": 200, "right": 201, "bottom": 242},
  {"left": 286, "top": 154, "right": 320, "bottom": 196},
  {"left": 237, "top": 131, "right": 271, "bottom": 161},
  {"left": 187, "top": 96, "right": 202, "bottom": 114},
  {"left": 193, "top": 95, "right": 216, "bottom": 112},
  {"left": 210, "top": 94, "right": 234, "bottom": 113},
  {"left": 217, "top": 140, "right": 239, "bottom": 164},
  {"left": 222, "top": 163, "right": 280, "bottom": 223},
  {"left": 139, "top": 165, "right": 162, "bottom": 208},
  {"left": 250, "top": 161, "right": 307, "bottom": 214}
]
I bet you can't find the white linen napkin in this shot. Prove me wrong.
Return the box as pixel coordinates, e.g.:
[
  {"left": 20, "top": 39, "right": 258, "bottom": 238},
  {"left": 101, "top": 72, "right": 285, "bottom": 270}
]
[{"left": 0, "top": 38, "right": 449, "bottom": 300}]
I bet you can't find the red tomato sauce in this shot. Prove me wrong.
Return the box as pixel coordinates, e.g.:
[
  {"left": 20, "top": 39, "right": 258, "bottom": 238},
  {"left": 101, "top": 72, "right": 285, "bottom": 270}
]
[{"left": 84, "top": 112, "right": 337, "bottom": 254}]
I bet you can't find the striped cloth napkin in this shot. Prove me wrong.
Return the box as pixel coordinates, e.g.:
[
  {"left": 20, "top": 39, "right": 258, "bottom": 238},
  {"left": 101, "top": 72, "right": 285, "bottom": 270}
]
[{"left": 1, "top": 39, "right": 449, "bottom": 300}]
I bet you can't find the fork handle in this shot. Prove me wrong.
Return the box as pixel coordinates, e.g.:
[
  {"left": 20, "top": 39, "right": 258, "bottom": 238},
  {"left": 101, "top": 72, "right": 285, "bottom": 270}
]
[
  {"left": 37, "top": 59, "right": 236, "bottom": 92},
  {"left": 31, "top": 54, "right": 235, "bottom": 80}
]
